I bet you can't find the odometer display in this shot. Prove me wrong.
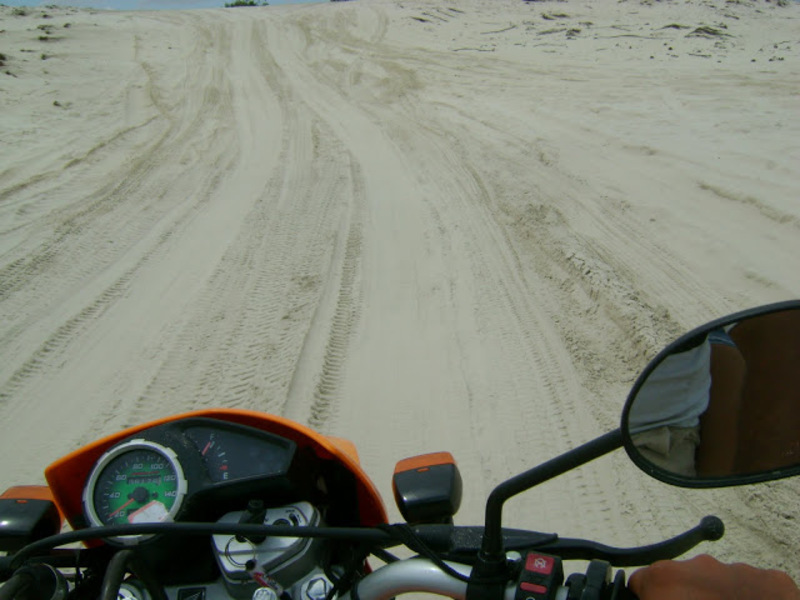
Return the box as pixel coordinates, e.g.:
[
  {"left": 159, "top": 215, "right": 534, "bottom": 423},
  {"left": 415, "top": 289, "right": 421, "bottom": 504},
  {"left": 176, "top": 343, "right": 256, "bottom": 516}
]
[{"left": 83, "top": 440, "right": 187, "bottom": 542}]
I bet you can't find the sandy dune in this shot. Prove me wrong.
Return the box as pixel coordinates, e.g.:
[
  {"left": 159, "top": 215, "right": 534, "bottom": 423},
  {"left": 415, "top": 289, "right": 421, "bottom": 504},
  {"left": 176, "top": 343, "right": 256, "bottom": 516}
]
[{"left": 1, "top": 0, "right": 799, "bottom": 579}]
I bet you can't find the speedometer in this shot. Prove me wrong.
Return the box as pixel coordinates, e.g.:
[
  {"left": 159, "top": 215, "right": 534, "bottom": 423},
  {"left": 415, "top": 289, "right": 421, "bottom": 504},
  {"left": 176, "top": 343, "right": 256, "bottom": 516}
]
[{"left": 83, "top": 439, "right": 187, "bottom": 543}]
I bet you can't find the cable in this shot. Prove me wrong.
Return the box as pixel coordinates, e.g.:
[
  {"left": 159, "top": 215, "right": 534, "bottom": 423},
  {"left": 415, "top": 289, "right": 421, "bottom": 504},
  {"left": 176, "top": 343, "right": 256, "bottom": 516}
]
[
  {"left": 0, "top": 573, "right": 33, "bottom": 600},
  {"left": 378, "top": 525, "right": 472, "bottom": 583},
  {"left": 324, "top": 543, "right": 372, "bottom": 600},
  {"left": 7, "top": 523, "right": 393, "bottom": 570},
  {"left": 100, "top": 550, "right": 134, "bottom": 600},
  {"left": 377, "top": 524, "right": 514, "bottom": 586},
  {"left": 370, "top": 549, "right": 399, "bottom": 564}
]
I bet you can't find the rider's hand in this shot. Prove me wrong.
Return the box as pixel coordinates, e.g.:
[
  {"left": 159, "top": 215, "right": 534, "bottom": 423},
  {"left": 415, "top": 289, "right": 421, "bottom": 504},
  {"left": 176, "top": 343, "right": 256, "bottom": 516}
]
[{"left": 628, "top": 554, "right": 800, "bottom": 599}]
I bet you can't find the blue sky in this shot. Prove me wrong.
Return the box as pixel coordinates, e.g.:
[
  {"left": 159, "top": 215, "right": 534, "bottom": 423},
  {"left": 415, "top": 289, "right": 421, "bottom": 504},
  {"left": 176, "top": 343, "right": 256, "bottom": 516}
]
[{"left": 2, "top": 0, "right": 324, "bottom": 9}]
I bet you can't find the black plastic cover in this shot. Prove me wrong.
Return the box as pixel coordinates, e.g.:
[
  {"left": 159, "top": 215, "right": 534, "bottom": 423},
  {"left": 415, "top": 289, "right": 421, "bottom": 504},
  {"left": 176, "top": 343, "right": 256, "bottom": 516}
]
[
  {"left": 393, "top": 463, "right": 462, "bottom": 524},
  {"left": 0, "top": 498, "right": 62, "bottom": 552}
]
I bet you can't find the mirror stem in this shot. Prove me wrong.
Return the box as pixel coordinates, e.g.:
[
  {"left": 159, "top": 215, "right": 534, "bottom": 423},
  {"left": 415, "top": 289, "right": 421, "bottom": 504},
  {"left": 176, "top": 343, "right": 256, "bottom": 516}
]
[{"left": 480, "top": 429, "right": 623, "bottom": 561}]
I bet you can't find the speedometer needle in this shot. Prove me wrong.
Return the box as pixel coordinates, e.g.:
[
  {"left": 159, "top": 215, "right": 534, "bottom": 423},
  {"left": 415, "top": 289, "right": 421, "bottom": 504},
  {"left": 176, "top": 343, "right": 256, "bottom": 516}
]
[
  {"left": 109, "top": 497, "right": 136, "bottom": 518},
  {"left": 108, "top": 487, "right": 150, "bottom": 519}
]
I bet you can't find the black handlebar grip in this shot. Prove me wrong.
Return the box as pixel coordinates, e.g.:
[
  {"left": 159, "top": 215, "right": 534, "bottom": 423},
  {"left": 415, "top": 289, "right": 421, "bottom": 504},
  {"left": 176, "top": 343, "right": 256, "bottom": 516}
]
[
  {"left": 613, "top": 587, "right": 638, "bottom": 600},
  {"left": 609, "top": 570, "right": 638, "bottom": 600},
  {"left": 699, "top": 515, "right": 725, "bottom": 541}
]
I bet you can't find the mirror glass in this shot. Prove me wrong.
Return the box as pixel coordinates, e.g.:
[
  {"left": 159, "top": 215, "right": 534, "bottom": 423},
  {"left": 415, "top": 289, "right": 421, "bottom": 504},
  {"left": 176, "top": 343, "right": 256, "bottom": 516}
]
[{"left": 623, "top": 305, "right": 800, "bottom": 484}]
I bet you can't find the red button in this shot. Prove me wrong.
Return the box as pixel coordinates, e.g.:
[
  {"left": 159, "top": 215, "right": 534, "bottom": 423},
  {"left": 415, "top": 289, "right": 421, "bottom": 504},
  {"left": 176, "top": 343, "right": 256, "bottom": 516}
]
[
  {"left": 525, "top": 554, "right": 554, "bottom": 575},
  {"left": 520, "top": 582, "right": 547, "bottom": 594}
]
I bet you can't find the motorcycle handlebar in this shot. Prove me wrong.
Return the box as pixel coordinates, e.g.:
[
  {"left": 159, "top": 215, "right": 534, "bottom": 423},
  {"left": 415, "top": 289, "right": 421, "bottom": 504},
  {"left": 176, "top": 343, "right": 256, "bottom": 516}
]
[
  {"left": 339, "top": 559, "right": 512, "bottom": 600},
  {"left": 338, "top": 559, "right": 637, "bottom": 600},
  {"left": 4, "top": 517, "right": 723, "bottom": 600}
]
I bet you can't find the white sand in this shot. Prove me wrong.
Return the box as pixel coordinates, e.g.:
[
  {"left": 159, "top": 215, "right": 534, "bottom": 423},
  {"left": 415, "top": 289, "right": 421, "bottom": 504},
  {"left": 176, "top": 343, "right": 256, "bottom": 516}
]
[{"left": 1, "top": 0, "right": 799, "bottom": 580}]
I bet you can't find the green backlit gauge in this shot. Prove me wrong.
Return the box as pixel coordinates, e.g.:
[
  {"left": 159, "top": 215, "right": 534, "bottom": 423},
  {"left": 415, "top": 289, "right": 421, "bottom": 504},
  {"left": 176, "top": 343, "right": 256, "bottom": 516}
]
[{"left": 83, "top": 439, "right": 187, "bottom": 544}]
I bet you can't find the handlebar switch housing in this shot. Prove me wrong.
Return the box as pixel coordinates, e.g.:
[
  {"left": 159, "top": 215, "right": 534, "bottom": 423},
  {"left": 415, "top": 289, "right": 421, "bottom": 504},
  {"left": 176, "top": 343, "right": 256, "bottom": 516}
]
[
  {"left": 565, "top": 560, "right": 615, "bottom": 600},
  {"left": 513, "top": 552, "right": 564, "bottom": 600}
]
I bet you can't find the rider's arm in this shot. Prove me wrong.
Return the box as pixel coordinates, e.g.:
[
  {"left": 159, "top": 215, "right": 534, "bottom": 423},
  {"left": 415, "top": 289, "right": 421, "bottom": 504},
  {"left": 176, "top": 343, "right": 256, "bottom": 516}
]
[{"left": 628, "top": 554, "right": 800, "bottom": 600}]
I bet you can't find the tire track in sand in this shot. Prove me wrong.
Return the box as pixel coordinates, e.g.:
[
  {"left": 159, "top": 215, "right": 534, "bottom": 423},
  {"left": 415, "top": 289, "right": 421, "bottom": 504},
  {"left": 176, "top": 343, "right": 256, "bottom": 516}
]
[
  {"left": 104, "top": 17, "right": 366, "bottom": 437},
  {"left": 0, "top": 12, "right": 261, "bottom": 481},
  {"left": 285, "top": 5, "right": 692, "bottom": 542},
  {"left": 300, "top": 200, "right": 363, "bottom": 432},
  {"left": 262, "top": 7, "right": 612, "bottom": 530},
  {"left": 0, "top": 14, "right": 236, "bottom": 408}
]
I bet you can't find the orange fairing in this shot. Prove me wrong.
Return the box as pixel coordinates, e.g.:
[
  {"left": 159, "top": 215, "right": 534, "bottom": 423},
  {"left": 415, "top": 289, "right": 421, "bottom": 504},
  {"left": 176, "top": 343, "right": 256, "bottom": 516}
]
[
  {"left": 327, "top": 437, "right": 361, "bottom": 464},
  {"left": 45, "top": 409, "right": 388, "bottom": 531}
]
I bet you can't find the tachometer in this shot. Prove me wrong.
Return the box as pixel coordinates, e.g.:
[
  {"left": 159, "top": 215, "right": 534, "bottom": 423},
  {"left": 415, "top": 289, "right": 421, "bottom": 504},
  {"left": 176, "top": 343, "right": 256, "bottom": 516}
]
[{"left": 83, "top": 439, "right": 187, "bottom": 543}]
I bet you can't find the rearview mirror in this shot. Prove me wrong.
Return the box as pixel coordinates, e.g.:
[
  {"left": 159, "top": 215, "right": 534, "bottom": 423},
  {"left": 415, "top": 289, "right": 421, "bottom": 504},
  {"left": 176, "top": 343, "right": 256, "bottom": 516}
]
[{"left": 621, "top": 300, "right": 800, "bottom": 487}]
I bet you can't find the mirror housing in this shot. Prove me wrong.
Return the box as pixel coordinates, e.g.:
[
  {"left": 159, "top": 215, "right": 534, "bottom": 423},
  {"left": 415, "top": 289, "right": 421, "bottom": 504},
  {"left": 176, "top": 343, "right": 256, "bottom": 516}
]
[{"left": 621, "top": 300, "right": 800, "bottom": 488}]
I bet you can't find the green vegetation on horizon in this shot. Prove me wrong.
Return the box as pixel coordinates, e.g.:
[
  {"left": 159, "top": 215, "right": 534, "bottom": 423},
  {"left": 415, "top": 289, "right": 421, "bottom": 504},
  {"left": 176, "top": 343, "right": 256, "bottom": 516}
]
[{"left": 224, "top": 0, "right": 268, "bottom": 6}]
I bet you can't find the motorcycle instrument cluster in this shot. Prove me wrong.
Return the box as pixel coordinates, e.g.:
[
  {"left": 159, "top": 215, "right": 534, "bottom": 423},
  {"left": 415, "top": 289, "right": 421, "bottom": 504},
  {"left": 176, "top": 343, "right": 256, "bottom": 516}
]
[{"left": 80, "top": 419, "right": 297, "bottom": 542}]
